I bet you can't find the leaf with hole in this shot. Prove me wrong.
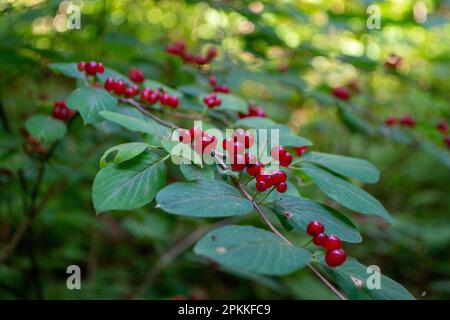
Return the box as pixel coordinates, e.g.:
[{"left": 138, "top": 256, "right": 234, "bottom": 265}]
[{"left": 99, "top": 142, "right": 150, "bottom": 167}]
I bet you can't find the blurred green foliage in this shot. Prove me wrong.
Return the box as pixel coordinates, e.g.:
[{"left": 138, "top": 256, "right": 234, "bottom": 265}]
[{"left": 0, "top": 0, "right": 449, "bottom": 299}]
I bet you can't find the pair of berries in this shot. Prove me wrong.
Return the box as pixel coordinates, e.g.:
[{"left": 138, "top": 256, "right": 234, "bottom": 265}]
[
  {"left": 104, "top": 77, "right": 139, "bottom": 98},
  {"left": 129, "top": 67, "right": 145, "bottom": 83},
  {"left": 332, "top": 86, "right": 351, "bottom": 101},
  {"left": 208, "top": 76, "right": 230, "bottom": 93},
  {"left": 140, "top": 87, "right": 179, "bottom": 108},
  {"left": 270, "top": 146, "right": 293, "bottom": 167},
  {"left": 178, "top": 126, "right": 217, "bottom": 153},
  {"left": 166, "top": 41, "right": 218, "bottom": 66},
  {"left": 238, "top": 104, "right": 267, "bottom": 118},
  {"left": 203, "top": 93, "right": 222, "bottom": 109},
  {"left": 255, "top": 169, "right": 288, "bottom": 193},
  {"left": 385, "top": 53, "right": 402, "bottom": 70},
  {"left": 306, "top": 221, "right": 347, "bottom": 267},
  {"left": 51, "top": 100, "right": 76, "bottom": 122},
  {"left": 385, "top": 115, "right": 416, "bottom": 128},
  {"left": 77, "top": 61, "right": 104, "bottom": 76}
]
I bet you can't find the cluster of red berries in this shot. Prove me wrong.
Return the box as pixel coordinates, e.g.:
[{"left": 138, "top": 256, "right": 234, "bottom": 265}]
[
  {"left": 77, "top": 61, "right": 104, "bottom": 76},
  {"left": 238, "top": 104, "right": 267, "bottom": 118},
  {"left": 166, "top": 41, "right": 218, "bottom": 66},
  {"left": 142, "top": 87, "right": 179, "bottom": 108},
  {"left": 129, "top": 67, "right": 145, "bottom": 83},
  {"left": 306, "top": 221, "right": 347, "bottom": 267},
  {"left": 436, "top": 120, "right": 450, "bottom": 148},
  {"left": 104, "top": 77, "right": 140, "bottom": 98},
  {"left": 384, "top": 115, "right": 416, "bottom": 128},
  {"left": 385, "top": 53, "right": 402, "bottom": 70},
  {"left": 51, "top": 100, "right": 76, "bottom": 122},
  {"left": 178, "top": 126, "right": 217, "bottom": 153},
  {"left": 332, "top": 86, "right": 352, "bottom": 101},
  {"left": 203, "top": 93, "right": 222, "bottom": 109},
  {"left": 208, "top": 75, "right": 230, "bottom": 93}
]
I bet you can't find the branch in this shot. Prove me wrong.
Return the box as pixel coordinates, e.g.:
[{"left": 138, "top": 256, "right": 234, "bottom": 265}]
[{"left": 122, "top": 96, "right": 347, "bottom": 300}]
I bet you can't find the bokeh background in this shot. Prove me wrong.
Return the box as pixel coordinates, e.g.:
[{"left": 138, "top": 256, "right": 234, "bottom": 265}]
[{"left": 0, "top": 0, "right": 449, "bottom": 299}]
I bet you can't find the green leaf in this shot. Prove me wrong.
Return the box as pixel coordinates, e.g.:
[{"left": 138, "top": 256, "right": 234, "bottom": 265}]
[
  {"left": 302, "top": 163, "right": 392, "bottom": 223},
  {"left": 66, "top": 87, "right": 118, "bottom": 124},
  {"left": 180, "top": 164, "right": 215, "bottom": 181},
  {"left": 96, "top": 67, "right": 134, "bottom": 86},
  {"left": 100, "top": 111, "right": 171, "bottom": 139},
  {"left": 143, "top": 79, "right": 182, "bottom": 97},
  {"left": 234, "top": 117, "right": 277, "bottom": 128},
  {"left": 299, "top": 152, "right": 380, "bottom": 184},
  {"left": 320, "top": 258, "right": 415, "bottom": 300},
  {"left": 25, "top": 115, "right": 67, "bottom": 144},
  {"left": 161, "top": 140, "right": 202, "bottom": 166},
  {"left": 269, "top": 195, "right": 362, "bottom": 243},
  {"left": 208, "top": 93, "right": 247, "bottom": 113},
  {"left": 99, "top": 142, "right": 150, "bottom": 167},
  {"left": 338, "top": 105, "right": 374, "bottom": 135},
  {"left": 92, "top": 152, "right": 167, "bottom": 213},
  {"left": 49, "top": 63, "right": 86, "bottom": 80},
  {"left": 194, "top": 225, "right": 311, "bottom": 275},
  {"left": 156, "top": 179, "right": 253, "bottom": 217},
  {"left": 233, "top": 118, "right": 312, "bottom": 147}
]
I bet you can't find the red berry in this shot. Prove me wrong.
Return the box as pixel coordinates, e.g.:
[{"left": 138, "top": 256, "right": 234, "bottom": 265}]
[
  {"left": 96, "top": 62, "right": 105, "bottom": 73},
  {"left": 54, "top": 100, "right": 66, "bottom": 108},
  {"left": 129, "top": 67, "right": 145, "bottom": 83},
  {"left": 140, "top": 87, "right": 151, "bottom": 101},
  {"left": 246, "top": 161, "right": 264, "bottom": 176},
  {"left": 247, "top": 104, "right": 266, "bottom": 117},
  {"left": 244, "top": 132, "right": 254, "bottom": 148},
  {"left": 278, "top": 64, "right": 288, "bottom": 73},
  {"left": 168, "top": 96, "right": 179, "bottom": 108},
  {"left": 77, "top": 61, "right": 86, "bottom": 71},
  {"left": 160, "top": 93, "right": 170, "bottom": 105},
  {"left": 270, "top": 146, "right": 286, "bottom": 161},
  {"left": 256, "top": 180, "right": 268, "bottom": 192},
  {"left": 399, "top": 115, "right": 416, "bottom": 128},
  {"left": 256, "top": 172, "right": 274, "bottom": 187},
  {"left": 293, "top": 146, "right": 308, "bottom": 156},
  {"left": 306, "top": 221, "right": 324, "bottom": 236},
  {"left": 104, "top": 77, "right": 115, "bottom": 91},
  {"left": 280, "top": 152, "right": 293, "bottom": 167},
  {"left": 189, "top": 126, "right": 204, "bottom": 139},
  {"left": 148, "top": 91, "right": 160, "bottom": 104},
  {"left": 202, "top": 134, "right": 216, "bottom": 151},
  {"left": 178, "top": 129, "right": 191, "bottom": 144},
  {"left": 194, "top": 55, "right": 208, "bottom": 65},
  {"left": 436, "top": 120, "right": 449, "bottom": 134},
  {"left": 332, "top": 86, "right": 351, "bottom": 101},
  {"left": 385, "top": 116, "right": 397, "bottom": 126},
  {"left": 444, "top": 136, "right": 450, "bottom": 148},
  {"left": 313, "top": 233, "right": 326, "bottom": 246},
  {"left": 214, "top": 84, "right": 230, "bottom": 93},
  {"left": 206, "top": 47, "right": 218, "bottom": 60},
  {"left": 113, "top": 79, "right": 126, "bottom": 95},
  {"left": 208, "top": 75, "right": 217, "bottom": 86},
  {"left": 272, "top": 170, "right": 287, "bottom": 184},
  {"left": 276, "top": 182, "right": 287, "bottom": 193},
  {"left": 325, "top": 249, "right": 347, "bottom": 267},
  {"left": 244, "top": 153, "right": 257, "bottom": 166},
  {"left": 85, "top": 61, "right": 98, "bottom": 75},
  {"left": 323, "top": 235, "right": 342, "bottom": 250},
  {"left": 231, "top": 154, "right": 246, "bottom": 171}
]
